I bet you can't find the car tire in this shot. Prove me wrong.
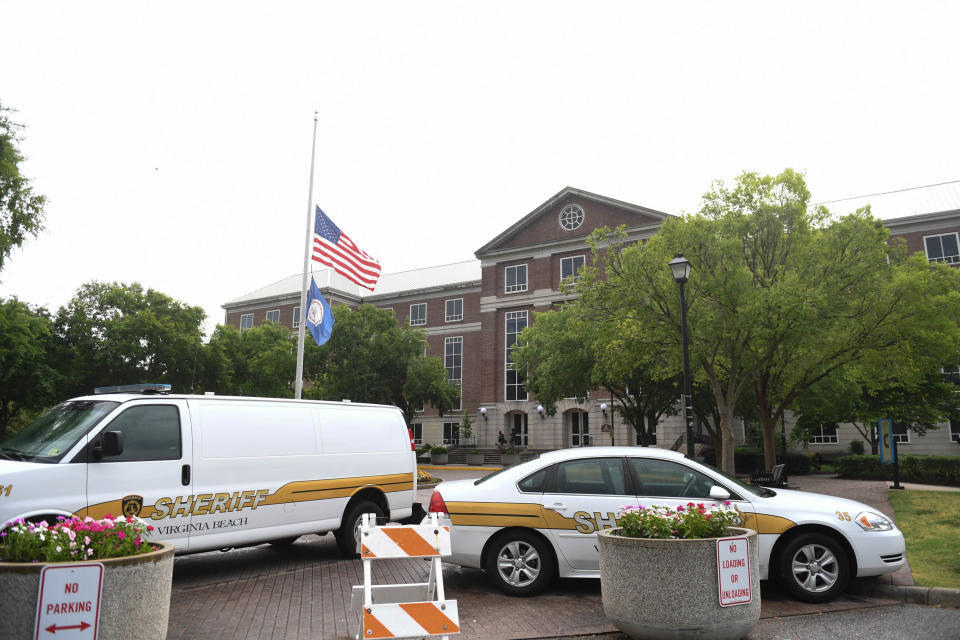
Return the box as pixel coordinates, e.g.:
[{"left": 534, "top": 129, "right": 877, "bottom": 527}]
[
  {"left": 336, "top": 500, "right": 384, "bottom": 558},
  {"left": 483, "top": 530, "right": 555, "bottom": 597},
  {"left": 776, "top": 532, "right": 850, "bottom": 603}
]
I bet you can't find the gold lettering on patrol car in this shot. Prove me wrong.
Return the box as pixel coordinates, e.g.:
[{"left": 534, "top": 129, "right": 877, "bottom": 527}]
[
  {"left": 573, "top": 511, "right": 621, "bottom": 534},
  {"left": 151, "top": 489, "right": 269, "bottom": 520}
]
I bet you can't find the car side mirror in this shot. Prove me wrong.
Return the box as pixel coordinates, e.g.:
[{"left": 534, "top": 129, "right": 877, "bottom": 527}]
[
  {"left": 709, "top": 485, "right": 730, "bottom": 501},
  {"left": 93, "top": 430, "right": 124, "bottom": 460}
]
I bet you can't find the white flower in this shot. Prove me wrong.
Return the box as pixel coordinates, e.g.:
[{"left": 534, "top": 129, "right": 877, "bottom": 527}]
[{"left": 56, "top": 546, "right": 62, "bottom": 553}]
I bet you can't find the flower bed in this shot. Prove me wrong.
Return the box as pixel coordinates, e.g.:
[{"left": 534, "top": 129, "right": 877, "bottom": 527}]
[
  {"left": 0, "top": 515, "right": 159, "bottom": 562},
  {"left": 615, "top": 501, "right": 739, "bottom": 539}
]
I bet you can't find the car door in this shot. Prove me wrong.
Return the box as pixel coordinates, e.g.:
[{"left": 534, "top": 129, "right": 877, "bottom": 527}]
[
  {"left": 540, "top": 456, "right": 637, "bottom": 571},
  {"left": 627, "top": 456, "right": 754, "bottom": 524},
  {"left": 84, "top": 400, "right": 193, "bottom": 549}
]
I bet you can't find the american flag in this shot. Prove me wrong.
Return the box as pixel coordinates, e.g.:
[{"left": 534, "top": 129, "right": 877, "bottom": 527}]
[{"left": 311, "top": 206, "right": 381, "bottom": 290}]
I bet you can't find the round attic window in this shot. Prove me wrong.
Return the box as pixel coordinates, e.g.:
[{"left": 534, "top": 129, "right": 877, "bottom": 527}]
[{"left": 559, "top": 204, "right": 585, "bottom": 231}]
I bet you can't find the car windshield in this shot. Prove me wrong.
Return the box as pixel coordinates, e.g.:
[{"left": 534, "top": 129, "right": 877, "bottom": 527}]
[
  {"left": 0, "top": 400, "right": 118, "bottom": 463},
  {"left": 697, "top": 460, "right": 773, "bottom": 497}
]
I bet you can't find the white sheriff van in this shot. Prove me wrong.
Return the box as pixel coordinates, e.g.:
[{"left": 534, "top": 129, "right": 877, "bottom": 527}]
[
  {"left": 0, "top": 385, "right": 420, "bottom": 557},
  {"left": 426, "top": 446, "right": 906, "bottom": 602}
]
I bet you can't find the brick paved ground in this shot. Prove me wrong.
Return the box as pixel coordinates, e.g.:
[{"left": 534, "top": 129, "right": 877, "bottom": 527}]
[{"left": 167, "top": 472, "right": 910, "bottom": 639}]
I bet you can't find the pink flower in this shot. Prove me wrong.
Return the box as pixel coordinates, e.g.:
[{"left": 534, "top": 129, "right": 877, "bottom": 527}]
[{"left": 117, "top": 531, "right": 126, "bottom": 540}]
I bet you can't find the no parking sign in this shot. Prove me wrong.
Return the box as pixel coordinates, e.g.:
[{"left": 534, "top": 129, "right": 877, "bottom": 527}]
[{"left": 34, "top": 563, "right": 103, "bottom": 639}]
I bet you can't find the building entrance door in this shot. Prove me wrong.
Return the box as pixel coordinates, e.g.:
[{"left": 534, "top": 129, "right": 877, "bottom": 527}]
[
  {"left": 510, "top": 413, "right": 528, "bottom": 447},
  {"left": 570, "top": 411, "right": 590, "bottom": 447}
]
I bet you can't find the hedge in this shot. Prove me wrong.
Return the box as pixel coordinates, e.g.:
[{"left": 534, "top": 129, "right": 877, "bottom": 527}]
[
  {"left": 836, "top": 454, "right": 960, "bottom": 487},
  {"left": 703, "top": 447, "right": 812, "bottom": 476}
]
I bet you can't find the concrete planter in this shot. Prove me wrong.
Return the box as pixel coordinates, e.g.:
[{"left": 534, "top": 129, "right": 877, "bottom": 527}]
[
  {"left": 429, "top": 451, "right": 448, "bottom": 465},
  {"left": 467, "top": 453, "right": 485, "bottom": 466},
  {"left": 597, "top": 527, "right": 760, "bottom": 640},
  {"left": 0, "top": 541, "right": 174, "bottom": 640},
  {"left": 501, "top": 453, "right": 520, "bottom": 466}
]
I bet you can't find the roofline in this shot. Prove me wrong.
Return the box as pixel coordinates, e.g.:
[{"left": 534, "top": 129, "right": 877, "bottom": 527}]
[
  {"left": 883, "top": 207, "right": 960, "bottom": 228},
  {"left": 475, "top": 186, "right": 674, "bottom": 257}
]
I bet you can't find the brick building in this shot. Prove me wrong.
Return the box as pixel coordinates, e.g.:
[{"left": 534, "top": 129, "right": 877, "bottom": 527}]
[{"left": 223, "top": 186, "right": 960, "bottom": 456}]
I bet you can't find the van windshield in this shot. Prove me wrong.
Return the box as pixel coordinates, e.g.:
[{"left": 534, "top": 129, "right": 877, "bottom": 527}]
[{"left": 0, "top": 401, "right": 118, "bottom": 463}]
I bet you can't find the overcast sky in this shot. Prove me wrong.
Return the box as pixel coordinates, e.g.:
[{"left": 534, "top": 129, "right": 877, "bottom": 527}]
[{"left": 2, "top": 1, "right": 958, "bottom": 336}]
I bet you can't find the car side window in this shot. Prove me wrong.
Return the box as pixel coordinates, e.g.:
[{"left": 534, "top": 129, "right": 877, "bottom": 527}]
[
  {"left": 629, "top": 458, "right": 714, "bottom": 499},
  {"left": 554, "top": 458, "right": 628, "bottom": 496},
  {"left": 517, "top": 465, "right": 551, "bottom": 493},
  {"left": 100, "top": 405, "right": 182, "bottom": 462}
]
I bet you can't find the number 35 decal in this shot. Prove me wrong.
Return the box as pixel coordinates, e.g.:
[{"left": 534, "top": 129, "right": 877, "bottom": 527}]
[{"left": 836, "top": 511, "right": 851, "bottom": 521}]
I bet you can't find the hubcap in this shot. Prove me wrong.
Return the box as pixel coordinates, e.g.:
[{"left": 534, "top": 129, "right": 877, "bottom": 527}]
[
  {"left": 791, "top": 543, "right": 839, "bottom": 593},
  {"left": 496, "top": 540, "right": 541, "bottom": 588}
]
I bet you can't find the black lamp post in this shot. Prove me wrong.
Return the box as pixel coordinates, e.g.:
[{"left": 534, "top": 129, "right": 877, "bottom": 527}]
[{"left": 669, "top": 253, "right": 695, "bottom": 459}]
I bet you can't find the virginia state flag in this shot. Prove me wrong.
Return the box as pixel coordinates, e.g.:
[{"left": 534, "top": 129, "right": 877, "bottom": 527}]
[{"left": 306, "top": 278, "right": 334, "bottom": 346}]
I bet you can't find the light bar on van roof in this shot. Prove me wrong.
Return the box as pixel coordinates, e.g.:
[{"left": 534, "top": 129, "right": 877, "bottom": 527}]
[{"left": 93, "top": 383, "right": 172, "bottom": 395}]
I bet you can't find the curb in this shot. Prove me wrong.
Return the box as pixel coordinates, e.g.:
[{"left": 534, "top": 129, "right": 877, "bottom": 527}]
[{"left": 852, "top": 581, "right": 960, "bottom": 608}]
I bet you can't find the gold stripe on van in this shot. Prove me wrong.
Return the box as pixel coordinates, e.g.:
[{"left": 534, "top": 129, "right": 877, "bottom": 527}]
[{"left": 265, "top": 474, "right": 415, "bottom": 504}]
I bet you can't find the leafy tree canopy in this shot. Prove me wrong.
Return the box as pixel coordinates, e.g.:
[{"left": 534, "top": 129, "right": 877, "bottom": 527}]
[
  {"left": 53, "top": 282, "right": 206, "bottom": 398},
  {"left": 304, "top": 303, "right": 458, "bottom": 424},
  {"left": 0, "top": 102, "right": 45, "bottom": 272},
  {"left": 0, "top": 297, "right": 58, "bottom": 438}
]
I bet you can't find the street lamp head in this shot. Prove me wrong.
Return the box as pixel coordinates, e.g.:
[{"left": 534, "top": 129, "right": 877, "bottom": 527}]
[
  {"left": 537, "top": 405, "right": 545, "bottom": 418},
  {"left": 600, "top": 403, "right": 608, "bottom": 417},
  {"left": 669, "top": 253, "right": 691, "bottom": 284},
  {"left": 480, "top": 407, "right": 487, "bottom": 420}
]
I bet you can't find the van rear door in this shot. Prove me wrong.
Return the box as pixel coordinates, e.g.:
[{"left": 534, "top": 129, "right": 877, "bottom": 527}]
[{"left": 84, "top": 399, "right": 193, "bottom": 549}]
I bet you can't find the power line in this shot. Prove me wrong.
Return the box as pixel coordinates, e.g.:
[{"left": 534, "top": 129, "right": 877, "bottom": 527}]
[{"left": 813, "top": 179, "right": 960, "bottom": 206}]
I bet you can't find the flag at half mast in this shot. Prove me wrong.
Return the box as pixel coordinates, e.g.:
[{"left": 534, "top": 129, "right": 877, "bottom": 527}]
[{"left": 311, "top": 206, "right": 381, "bottom": 290}]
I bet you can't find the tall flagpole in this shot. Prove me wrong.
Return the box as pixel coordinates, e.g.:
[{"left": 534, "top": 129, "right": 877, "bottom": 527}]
[{"left": 295, "top": 112, "right": 319, "bottom": 399}]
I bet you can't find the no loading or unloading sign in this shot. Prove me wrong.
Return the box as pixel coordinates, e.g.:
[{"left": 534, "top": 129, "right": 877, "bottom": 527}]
[
  {"left": 717, "top": 537, "right": 752, "bottom": 607},
  {"left": 34, "top": 563, "right": 103, "bottom": 638}
]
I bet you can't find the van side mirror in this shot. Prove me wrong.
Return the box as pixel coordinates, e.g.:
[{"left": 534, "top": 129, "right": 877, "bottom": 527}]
[
  {"left": 709, "top": 485, "right": 730, "bottom": 501},
  {"left": 93, "top": 430, "right": 124, "bottom": 460}
]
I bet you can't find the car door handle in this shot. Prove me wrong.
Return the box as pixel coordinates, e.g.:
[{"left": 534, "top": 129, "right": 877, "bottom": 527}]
[
  {"left": 545, "top": 502, "right": 567, "bottom": 512},
  {"left": 181, "top": 464, "right": 190, "bottom": 486}
]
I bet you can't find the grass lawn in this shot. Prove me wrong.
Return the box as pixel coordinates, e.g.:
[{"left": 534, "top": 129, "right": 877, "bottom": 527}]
[{"left": 889, "top": 489, "right": 960, "bottom": 589}]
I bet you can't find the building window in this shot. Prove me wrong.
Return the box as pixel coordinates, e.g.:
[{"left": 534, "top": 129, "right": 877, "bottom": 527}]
[
  {"left": 445, "top": 298, "right": 463, "bottom": 322},
  {"left": 445, "top": 337, "right": 463, "bottom": 412},
  {"left": 409, "top": 303, "right": 427, "bottom": 326},
  {"left": 411, "top": 423, "right": 422, "bottom": 445},
  {"left": 510, "top": 412, "right": 528, "bottom": 447},
  {"left": 265, "top": 310, "right": 280, "bottom": 324},
  {"left": 560, "top": 255, "right": 586, "bottom": 285},
  {"left": 559, "top": 204, "right": 585, "bottom": 231},
  {"left": 892, "top": 422, "right": 910, "bottom": 444},
  {"left": 808, "top": 423, "right": 839, "bottom": 445},
  {"left": 950, "top": 419, "right": 960, "bottom": 443},
  {"left": 505, "top": 264, "right": 528, "bottom": 294},
  {"left": 505, "top": 310, "right": 528, "bottom": 401},
  {"left": 571, "top": 411, "right": 590, "bottom": 447},
  {"left": 240, "top": 314, "right": 253, "bottom": 332},
  {"left": 924, "top": 233, "right": 960, "bottom": 264},
  {"left": 443, "top": 422, "right": 460, "bottom": 445},
  {"left": 292, "top": 306, "right": 301, "bottom": 329}
]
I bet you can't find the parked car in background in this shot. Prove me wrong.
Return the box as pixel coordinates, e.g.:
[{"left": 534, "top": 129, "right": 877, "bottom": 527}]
[{"left": 426, "top": 446, "right": 904, "bottom": 602}]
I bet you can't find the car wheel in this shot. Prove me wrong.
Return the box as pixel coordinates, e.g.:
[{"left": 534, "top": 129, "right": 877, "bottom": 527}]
[
  {"left": 483, "top": 530, "right": 555, "bottom": 597},
  {"left": 776, "top": 532, "right": 850, "bottom": 603},
  {"left": 336, "top": 500, "right": 383, "bottom": 558}
]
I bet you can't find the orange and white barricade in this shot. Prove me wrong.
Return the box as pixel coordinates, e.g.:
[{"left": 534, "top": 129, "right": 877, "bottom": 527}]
[{"left": 351, "top": 512, "right": 460, "bottom": 639}]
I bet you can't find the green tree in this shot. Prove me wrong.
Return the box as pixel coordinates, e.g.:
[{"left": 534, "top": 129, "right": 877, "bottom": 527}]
[
  {"left": 198, "top": 322, "right": 298, "bottom": 397},
  {"left": 304, "top": 303, "right": 457, "bottom": 424},
  {"left": 513, "top": 302, "right": 678, "bottom": 447},
  {"left": 0, "top": 298, "right": 58, "bottom": 439},
  {"left": 0, "top": 102, "right": 46, "bottom": 271},
  {"left": 53, "top": 282, "right": 206, "bottom": 397},
  {"left": 567, "top": 169, "right": 960, "bottom": 473}
]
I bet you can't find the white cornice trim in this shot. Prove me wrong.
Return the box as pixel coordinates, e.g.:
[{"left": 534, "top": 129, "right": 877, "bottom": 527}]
[{"left": 425, "top": 322, "right": 482, "bottom": 336}]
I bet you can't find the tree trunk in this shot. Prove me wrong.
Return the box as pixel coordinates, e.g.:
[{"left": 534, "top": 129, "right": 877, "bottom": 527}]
[
  {"left": 761, "top": 414, "right": 779, "bottom": 472},
  {"left": 717, "top": 403, "right": 737, "bottom": 475}
]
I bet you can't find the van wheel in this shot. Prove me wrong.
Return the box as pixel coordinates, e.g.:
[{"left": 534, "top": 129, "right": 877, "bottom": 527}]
[
  {"left": 336, "top": 501, "right": 383, "bottom": 558},
  {"left": 483, "top": 530, "right": 555, "bottom": 596},
  {"left": 776, "top": 532, "right": 850, "bottom": 603}
]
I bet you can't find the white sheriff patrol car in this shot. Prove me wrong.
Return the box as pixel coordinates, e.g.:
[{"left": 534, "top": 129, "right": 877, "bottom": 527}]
[{"left": 425, "top": 446, "right": 905, "bottom": 602}]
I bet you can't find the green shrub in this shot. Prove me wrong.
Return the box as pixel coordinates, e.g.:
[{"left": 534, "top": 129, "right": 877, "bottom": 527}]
[
  {"left": 836, "top": 454, "right": 960, "bottom": 486},
  {"left": 848, "top": 439, "right": 865, "bottom": 455},
  {"left": 431, "top": 446, "right": 448, "bottom": 455}
]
